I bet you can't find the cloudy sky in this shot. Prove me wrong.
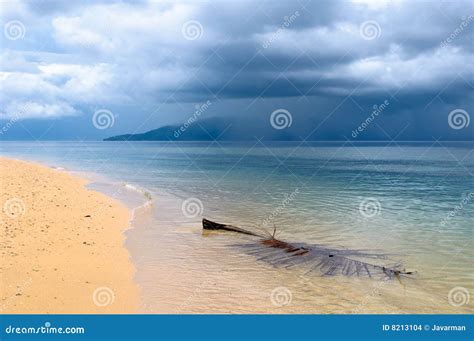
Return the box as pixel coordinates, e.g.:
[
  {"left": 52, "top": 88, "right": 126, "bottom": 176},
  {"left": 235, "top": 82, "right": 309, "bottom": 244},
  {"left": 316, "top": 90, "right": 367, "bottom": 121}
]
[{"left": 0, "top": 0, "right": 472, "bottom": 140}]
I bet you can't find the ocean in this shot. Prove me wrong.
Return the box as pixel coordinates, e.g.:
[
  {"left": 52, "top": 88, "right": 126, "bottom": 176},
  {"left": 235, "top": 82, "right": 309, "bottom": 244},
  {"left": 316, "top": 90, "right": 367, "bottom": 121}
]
[{"left": 1, "top": 141, "right": 473, "bottom": 313}]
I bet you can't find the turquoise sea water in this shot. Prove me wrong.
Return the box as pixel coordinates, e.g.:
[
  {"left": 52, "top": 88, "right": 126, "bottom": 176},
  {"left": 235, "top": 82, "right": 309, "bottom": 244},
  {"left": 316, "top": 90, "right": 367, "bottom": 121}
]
[{"left": 1, "top": 141, "right": 473, "bottom": 313}]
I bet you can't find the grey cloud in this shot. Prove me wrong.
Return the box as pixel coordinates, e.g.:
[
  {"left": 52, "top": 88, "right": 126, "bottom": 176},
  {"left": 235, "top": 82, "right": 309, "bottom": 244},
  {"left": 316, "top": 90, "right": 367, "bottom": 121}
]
[{"left": 0, "top": 0, "right": 472, "bottom": 141}]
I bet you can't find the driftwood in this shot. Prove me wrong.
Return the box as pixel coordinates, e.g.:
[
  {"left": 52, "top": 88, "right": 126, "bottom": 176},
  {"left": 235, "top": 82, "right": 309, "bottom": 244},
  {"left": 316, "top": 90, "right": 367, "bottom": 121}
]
[{"left": 202, "top": 218, "right": 415, "bottom": 280}]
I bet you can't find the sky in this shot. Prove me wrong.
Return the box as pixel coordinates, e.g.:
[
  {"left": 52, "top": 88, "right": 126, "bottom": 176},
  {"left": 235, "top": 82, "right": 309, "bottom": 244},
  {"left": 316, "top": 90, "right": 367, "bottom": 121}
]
[{"left": 0, "top": 0, "right": 473, "bottom": 140}]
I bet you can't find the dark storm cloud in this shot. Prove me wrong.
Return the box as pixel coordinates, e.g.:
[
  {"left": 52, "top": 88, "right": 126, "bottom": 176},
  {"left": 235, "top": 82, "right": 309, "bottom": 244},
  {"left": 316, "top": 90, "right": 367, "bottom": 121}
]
[{"left": 0, "top": 0, "right": 472, "bottom": 140}]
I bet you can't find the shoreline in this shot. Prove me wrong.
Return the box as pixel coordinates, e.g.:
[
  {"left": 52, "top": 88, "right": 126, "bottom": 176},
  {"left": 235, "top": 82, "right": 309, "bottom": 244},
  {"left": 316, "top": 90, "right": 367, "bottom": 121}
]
[
  {"left": 1, "top": 153, "right": 471, "bottom": 314},
  {"left": 0, "top": 157, "right": 139, "bottom": 313}
]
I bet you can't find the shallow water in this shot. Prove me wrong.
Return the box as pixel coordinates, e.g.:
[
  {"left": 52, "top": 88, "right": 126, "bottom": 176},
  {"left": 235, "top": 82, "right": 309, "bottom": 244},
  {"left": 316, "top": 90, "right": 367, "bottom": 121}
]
[{"left": 1, "top": 141, "right": 473, "bottom": 313}]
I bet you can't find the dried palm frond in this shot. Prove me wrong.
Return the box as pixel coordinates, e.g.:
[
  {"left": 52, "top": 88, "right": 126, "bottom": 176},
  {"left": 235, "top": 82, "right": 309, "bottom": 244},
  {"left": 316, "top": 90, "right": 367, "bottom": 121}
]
[{"left": 202, "top": 218, "right": 415, "bottom": 280}]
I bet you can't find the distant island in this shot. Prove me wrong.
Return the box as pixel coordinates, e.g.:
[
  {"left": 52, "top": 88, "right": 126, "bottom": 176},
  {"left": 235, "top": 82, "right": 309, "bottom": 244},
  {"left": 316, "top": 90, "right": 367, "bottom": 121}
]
[
  {"left": 104, "top": 117, "right": 297, "bottom": 141},
  {"left": 104, "top": 116, "right": 474, "bottom": 142}
]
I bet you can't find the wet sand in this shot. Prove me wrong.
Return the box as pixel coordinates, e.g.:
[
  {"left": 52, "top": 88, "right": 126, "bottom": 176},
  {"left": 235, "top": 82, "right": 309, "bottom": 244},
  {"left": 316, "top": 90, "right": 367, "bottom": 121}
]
[{"left": 0, "top": 158, "right": 138, "bottom": 313}]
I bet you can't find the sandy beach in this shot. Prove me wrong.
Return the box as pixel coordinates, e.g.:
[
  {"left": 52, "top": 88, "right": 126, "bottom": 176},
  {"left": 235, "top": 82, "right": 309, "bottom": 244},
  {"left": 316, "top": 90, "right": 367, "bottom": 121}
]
[{"left": 0, "top": 158, "right": 139, "bottom": 313}]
